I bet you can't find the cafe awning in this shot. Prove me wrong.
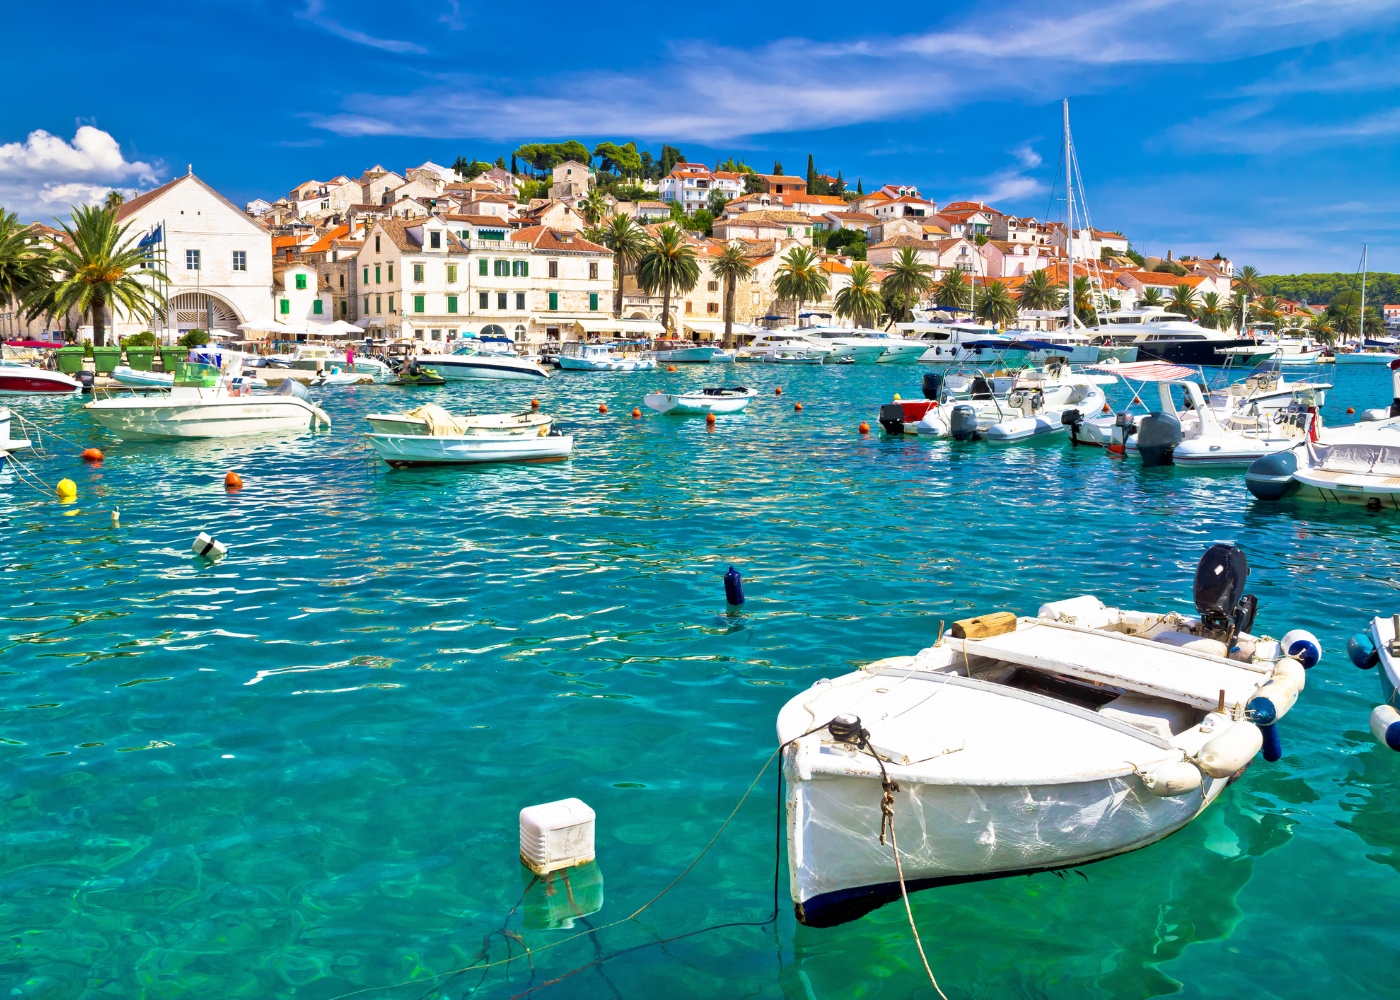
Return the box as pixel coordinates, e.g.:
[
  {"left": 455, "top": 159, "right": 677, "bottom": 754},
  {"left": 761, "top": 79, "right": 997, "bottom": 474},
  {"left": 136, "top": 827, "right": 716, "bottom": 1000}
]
[{"left": 575, "top": 318, "right": 666, "bottom": 335}]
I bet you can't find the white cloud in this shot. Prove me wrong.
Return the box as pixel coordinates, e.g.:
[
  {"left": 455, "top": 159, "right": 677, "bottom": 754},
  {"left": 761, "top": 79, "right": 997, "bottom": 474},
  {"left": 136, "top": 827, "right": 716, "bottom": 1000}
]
[
  {"left": 311, "top": 0, "right": 1400, "bottom": 142},
  {"left": 298, "top": 0, "right": 427, "bottom": 55},
  {"left": 974, "top": 146, "right": 1047, "bottom": 205},
  {"left": 0, "top": 126, "right": 160, "bottom": 221}
]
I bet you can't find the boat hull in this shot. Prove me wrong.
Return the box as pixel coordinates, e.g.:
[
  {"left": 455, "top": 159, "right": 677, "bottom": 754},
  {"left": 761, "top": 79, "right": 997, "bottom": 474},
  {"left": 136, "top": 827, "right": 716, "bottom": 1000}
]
[
  {"left": 85, "top": 397, "right": 323, "bottom": 440},
  {"left": 0, "top": 367, "right": 83, "bottom": 395},
  {"left": 1133, "top": 339, "right": 1263, "bottom": 366},
  {"left": 415, "top": 356, "right": 550, "bottom": 380},
  {"left": 366, "top": 432, "right": 573, "bottom": 465},
  {"left": 643, "top": 390, "right": 755, "bottom": 415},
  {"left": 652, "top": 347, "right": 717, "bottom": 363},
  {"left": 1335, "top": 352, "right": 1400, "bottom": 365},
  {"left": 873, "top": 343, "right": 926, "bottom": 365}
]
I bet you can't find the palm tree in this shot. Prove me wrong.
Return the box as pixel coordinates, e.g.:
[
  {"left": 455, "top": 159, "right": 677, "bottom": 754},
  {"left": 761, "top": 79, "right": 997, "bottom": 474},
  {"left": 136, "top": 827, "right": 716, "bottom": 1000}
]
[
  {"left": 710, "top": 243, "right": 753, "bottom": 348},
  {"left": 933, "top": 268, "right": 969, "bottom": 311},
  {"left": 1167, "top": 284, "right": 1198, "bottom": 319},
  {"left": 1233, "top": 265, "right": 1262, "bottom": 301},
  {"left": 881, "top": 247, "right": 935, "bottom": 324},
  {"left": 1019, "top": 268, "right": 1063, "bottom": 311},
  {"left": 1307, "top": 312, "right": 1337, "bottom": 346},
  {"left": 579, "top": 188, "right": 610, "bottom": 227},
  {"left": 35, "top": 203, "right": 167, "bottom": 347},
  {"left": 1072, "top": 276, "right": 1097, "bottom": 327},
  {"left": 833, "top": 262, "right": 883, "bottom": 329},
  {"left": 774, "top": 245, "right": 829, "bottom": 323},
  {"left": 1255, "top": 295, "right": 1284, "bottom": 334},
  {"left": 103, "top": 190, "right": 126, "bottom": 210},
  {"left": 597, "top": 214, "right": 649, "bottom": 317},
  {"left": 1197, "top": 291, "right": 1223, "bottom": 330},
  {"left": 1228, "top": 291, "right": 1252, "bottom": 334},
  {"left": 636, "top": 224, "right": 700, "bottom": 335},
  {"left": 0, "top": 211, "right": 47, "bottom": 324},
  {"left": 1139, "top": 287, "right": 1164, "bottom": 308},
  {"left": 974, "top": 280, "right": 1018, "bottom": 328}
]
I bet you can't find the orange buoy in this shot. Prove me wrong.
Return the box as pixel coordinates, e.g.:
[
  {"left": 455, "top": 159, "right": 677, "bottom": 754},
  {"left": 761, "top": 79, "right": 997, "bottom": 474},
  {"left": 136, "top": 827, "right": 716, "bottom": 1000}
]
[
  {"left": 531, "top": 398, "right": 540, "bottom": 409},
  {"left": 794, "top": 402, "right": 803, "bottom": 411},
  {"left": 1132, "top": 396, "right": 1142, "bottom": 405},
  {"left": 1347, "top": 407, "right": 1355, "bottom": 414},
  {"left": 224, "top": 471, "right": 243, "bottom": 491},
  {"left": 632, "top": 407, "right": 641, "bottom": 418},
  {"left": 705, "top": 412, "right": 716, "bottom": 426},
  {"left": 81, "top": 447, "right": 104, "bottom": 463},
  {"left": 598, "top": 403, "right": 608, "bottom": 414},
  {"left": 1101, "top": 403, "right": 1111, "bottom": 414},
  {"left": 859, "top": 421, "right": 870, "bottom": 434},
  {"left": 667, "top": 365, "right": 677, "bottom": 372},
  {"left": 774, "top": 387, "right": 783, "bottom": 396}
]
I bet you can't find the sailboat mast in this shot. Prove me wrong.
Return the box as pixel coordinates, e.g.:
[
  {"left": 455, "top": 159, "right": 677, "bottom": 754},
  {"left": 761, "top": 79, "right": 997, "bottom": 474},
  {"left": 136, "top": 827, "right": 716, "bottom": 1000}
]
[
  {"left": 1360, "top": 244, "right": 1368, "bottom": 344},
  {"left": 1064, "top": 99, "right": 1074, "bottom": 331}
]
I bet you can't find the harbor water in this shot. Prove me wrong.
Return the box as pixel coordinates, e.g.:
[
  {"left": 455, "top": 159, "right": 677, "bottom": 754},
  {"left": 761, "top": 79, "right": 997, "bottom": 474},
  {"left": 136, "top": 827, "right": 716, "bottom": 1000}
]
[{"left": 2, "top": 361, "right": 1398, "bottom": 998}]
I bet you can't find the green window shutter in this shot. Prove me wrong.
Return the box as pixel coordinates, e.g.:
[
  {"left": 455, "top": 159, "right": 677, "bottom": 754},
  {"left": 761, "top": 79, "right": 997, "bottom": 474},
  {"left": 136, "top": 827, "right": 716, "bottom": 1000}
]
[
  {"left": 414, "top": 263, "right": 424, "bottom": 282},
  {"left": 388, "top": 264, "right": 394, "bottom": 281},
  {"left": 521, "top": 261, "right": 529, "bottom": 277},
  {"left": 479, "top": 259, "right": 488, "bottom": 276},
  {"left": 414, "top": 295, "right": 425, "bottom": 313},
  {"left": 279, "top": 299, "right": 289, "bottom": 315},
  {"left": 295, "top": 273, "right": 306, "bottom": 290},
  {"left": 375, "top": 266, "right": 381, "bottom": 284},
  {"left": 364, "top": 297, "right": 369, "bottom": 313},
  {"left": 447, "top": 296, "right": 458, "bottom": 314},
  {"left": 389, "top": 295, "right": 395, "bottom": 313},
  {"left": 447, "top": 264, "right": 457, "bottom": 283},
  {"left": 340, "top": 300, "right": 347, "bottom": 316},
  {"left": 313, "top": 299, "right": 323, "bottom": 315},
  {"left": 363, "top": 266, "right": 369, "bottom": 284},
  {"left": 589, "top": 292, "right": 598, "bottom": 311},
  {"left": 548, "top": 291, "right": 558, "bottom": 311}
]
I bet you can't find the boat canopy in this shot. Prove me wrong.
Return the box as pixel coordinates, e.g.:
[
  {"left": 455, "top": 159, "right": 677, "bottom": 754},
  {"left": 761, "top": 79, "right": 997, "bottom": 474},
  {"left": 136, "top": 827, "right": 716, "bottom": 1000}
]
[
  {"left": 1005, "top": 340, "right": 1073, "bottom": 353},
  {"left": 1085, "top": 361, "right": 1196, "bottom": 381}
]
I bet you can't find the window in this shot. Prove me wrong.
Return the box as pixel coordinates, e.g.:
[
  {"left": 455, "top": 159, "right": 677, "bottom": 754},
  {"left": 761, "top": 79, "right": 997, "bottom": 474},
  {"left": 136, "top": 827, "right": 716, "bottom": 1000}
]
[
  {"left": 497, "top": 292, "right": 507, "bottom": 310},
  {"left": 589, "top": 262, "right": 599, "bottom": 280},
  {"left": 375, "top": 295, "right": 382, "bottom": 313},
  {"left": 685, "top": 301, "right": 693, "bottom": 314},
  {"left": 429, "top": 231, "right": 441, "bottom": 249},
  {"left": 515, "top": 292, "right": 525, "bottom": 310},
  {"left": 340, "top": 300, "right": 347, "bottom": 316},
  {"left": 313, "top": 299, "right": 323, "bottom": 315},
  {"left": 512, "top": 260, "right": 528, "bottom": 277},
  {"left": 186, "top": 249, "right": 201, "bottom": 270},
  {"left": 414, "top": 295, "right": 425, "bottom": 313},
  {"left": 548, "top": 260, "right": 559, "bottom": 279},
  {"left": 447, "top": 264, "right": 457, "bottom": 283},
  {"left": 363, "top": 266, "right": 369, "bottom": 284},
  {"left": 479, "top": 291, "right": 489, "bottom": 309},
  {"left": 375, "top": 265, "right": 381, "bottom": 284},
  {"left": 786, "top": 228, "right": 793, "bottom": 236},
  {"left": 388, "top": 264, "right": 394, "bottom": 281},
  {"left": 707, "top": 280, "right": 718, "bottom": 291},
  {"left": 479, "top": 259, "right": 489, "bottom": 276},
  {"left": 589, "top": 292, "right": 598, "bottom": 311},
  {"left": 364, "top": 297, "right": 370, "bottom": 313},
  {"left": 494, "top": 259, "right": 509, "bottom": 277},
  {"left": 295, "top": 273, "right": 307, "bottom": 290},
  {"left": 375, "top": 235, "right": 381, "bottom": 253},
  {"left": 707, "top": 302, "right": 719, "bottom": 314},
  {"left": 447, "top": 295, "right": 458, "bottom": 313},
  {"left": 279, "top": 298, "right": 289, "bottom": 314},
  {"left": 413, "top": 263, "right": 424, "bottom": 282},
  {"left": 232, "top": 250, "right": 247, "bottom": 272},
  {"left": 548, "top": 291, "right": 558, "bottom": 311},
  {"left": 338, "top": 274, "right": 345, "bottom": 288},
  {"left": 388, "top": 295, "right": 395, "bottom": 313}
]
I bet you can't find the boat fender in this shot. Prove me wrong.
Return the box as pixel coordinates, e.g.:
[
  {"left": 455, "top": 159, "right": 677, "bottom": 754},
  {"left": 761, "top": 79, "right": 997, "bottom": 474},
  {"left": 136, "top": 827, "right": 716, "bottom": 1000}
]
[
  {"left": 1245, "top": 450, "right": 1300, "bottom": 501},
  {"left": 1195, "top": 721, "right": 1263, "bottom": 778},
  {"left": 1247, "top": 677, "right": 1300, "bottom": 727},
  {"left": 1139, "top": 760, "right": 1202, "bottom": 797},
  {"left": 1279, "top": 629, "right": 1321, "bottom": 668},
  {"left": 1259, "top": 723, "right": 1284, "bottom": 762},
  {"left": 1348, "top": 632, "right": 1379, "bottom": 670},
  {"left": 723, "top": 566, "right": 744, "bottom": 606},
  {"left": 878, "top": 403, "right": 906, "bottom": 435},
  {"left": 1370, "top": 704, "right": 1400, "bottom": 750},
  {"left": 1136, "top": 412, "right": 1182, "bottom": 467},
  {"left": 192, "top": 531, "right": 228, "bottom": 562},
  {"left": 1361, "top": 407, "right": 1390, "bottom": 422},
  {"left": 950, "top": 403, "right": 979, "bottom": 442},
  {"left": 1037, "top": 594, "right": 1106, "bottom": 625}
]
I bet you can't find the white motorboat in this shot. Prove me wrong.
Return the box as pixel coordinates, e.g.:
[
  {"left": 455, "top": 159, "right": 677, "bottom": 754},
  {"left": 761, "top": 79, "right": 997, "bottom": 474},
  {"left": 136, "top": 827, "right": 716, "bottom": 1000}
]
[
  {"left": 1091, "top": 309, "right": 1267, "bottom": 366},
  {"left": 306, "top": 367, "right": 368, "bottom": 387},
  {"left": 558, "top": 342, "right": 656, "bottom": 372},
  {"left": 741, "top": 330, "right": 837, "bottom": 362},
  {"left": 897, "top": 316, "right": 1015, "bottom": 367},
  {"left": 417, "top": 343, "right": 550, "bottom": 381},
  {"left": 779, "top": 544, "right": 1315, "bottom": 926},
  {"left": 911, "top": 365, "right": 1106, "bottom": 441},
  {"left": 800, "top": 326, "right": 893, "bottom": 364},
  {"left": 1205, "top": 359, "right": 1329, "bottom": 413},
  {"left": 649, "top": 341, "right": 718, "bottom": 364},
  {"left": 763, "top": 350, "right": 824, "bottom": 364},
  {"left": 364, "top": 404, "right": 552, "bottom": 436},
  {"left": 0, "top": 362, "right": 83, "bottom": 395},
  {"left": 367, "top": 429, "right": 573, "bottom": 466},
  {"left": 264, "top": 344, "right": 392, "bottom": 377},
  {"left": 111, "top": 365, "right": 269, "bottom": 390},
  {"left": 0, "top": 406, "right": 32, "bottom": 467},
  {"left": 643, "top": 386, "right": 757, "bottom": 415},
  {"left": 1008, "top": 330, "right": 1101, "bottom": 364},
  {"left": 1334, "top": 339, "right": 1400, "bottom": 365},
  {"left": 85, "top": 364, "right": 330, "bottom": 440}
]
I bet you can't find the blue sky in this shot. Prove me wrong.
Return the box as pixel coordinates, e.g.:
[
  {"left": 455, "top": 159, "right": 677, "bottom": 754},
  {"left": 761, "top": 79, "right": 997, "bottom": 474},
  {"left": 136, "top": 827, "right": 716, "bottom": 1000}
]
[{"left": 1, "top": 0, "right": 1397, "bottom": 273}]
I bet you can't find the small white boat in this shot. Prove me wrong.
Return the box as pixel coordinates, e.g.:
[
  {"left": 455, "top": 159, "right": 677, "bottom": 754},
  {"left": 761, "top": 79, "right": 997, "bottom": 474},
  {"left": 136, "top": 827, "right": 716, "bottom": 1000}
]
[
  {"left": 801, "top": 326, "right": 892, "bottom": 364},
  {"left": 265, "top": 344, "right": 392, "bottom": 377},
  {"left": 1349, "top": 615, "right": 1400, "bottom": 751},
  {"left": 365, "top": 404, "right": 552, "bottom": 436},
  {"left": 417, "top": 343, "right": 551, "bottom": 381},
  {"left": 780, "top": 544, "right": 1315, "bottom": 926},
  {"left": 111, "top": 365, "right": 269, "bottom": 391},
  {"left": 1246, "top": 429, "right": 1400, "bottom": 508},
  {"left": 709, "top": 349, "right": 737, "bottom": 363},
  {"left": 85, "top": 365, "right": 329, "bottom": 440},
  {"left": 913, "top": 365, "right": 1106, "bottom": 441},
  {"left": 1335, "top": 350, "right": 1400, "bottom": 365},
  {"left": 649, "top": 342, "right": 718, "bottom": 364},
  {"left": 0, "top": 362, "right": 83, "bottom": 395},
  {"left": 306, "top": 367, "right": 367, "bottom": 387},
  {"left": 366, "top": 429, "right": 573, "bottom": 466},
  {"left": 643, "top": 386, "right": 757, "bottom": 415},
  {"left": 0, "top": 406, "right": 33, "bottom": 467},
  {"left": 763, "top": 350, "right": 823, "bottom": 364},
  {"left": 558, "top": 343, "right": 656, "bottom": 372}
]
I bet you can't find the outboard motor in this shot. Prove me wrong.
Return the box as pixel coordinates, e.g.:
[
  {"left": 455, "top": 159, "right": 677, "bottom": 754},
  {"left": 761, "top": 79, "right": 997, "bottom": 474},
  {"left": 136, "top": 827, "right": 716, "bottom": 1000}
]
[
  {"left": 1193, "top": 543, "right": 1256, "bottom": 639},
  {"left": 1136, "top": 412, "right": 1182, "bottom": 467},
  {"left": 77, "top": 371, "right": 95, "bottom": 393},
  {"left": 878, "top": 402, "right": 906, "bottom": 435},
  {"left": 276, "top": 377, "right": 312, "bottom": 402},
  {"left": 921, "top": 372, "right": 943, "bottom": 400},
  {"left": 1060, "top": 407, "right": 1083, "bottom": 444},
  {"left": 950, "top": 403, "right": 980, "bottom": 442},
  {"left": 1245, "top": 450, "right": 1300, "bottom": 501}
]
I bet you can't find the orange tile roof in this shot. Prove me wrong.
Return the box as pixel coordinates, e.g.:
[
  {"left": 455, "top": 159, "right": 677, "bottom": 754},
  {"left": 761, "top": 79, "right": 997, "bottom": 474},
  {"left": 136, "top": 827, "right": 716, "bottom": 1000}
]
[{"left": 510, "top": 226, "right": 609, "bottom": 253}]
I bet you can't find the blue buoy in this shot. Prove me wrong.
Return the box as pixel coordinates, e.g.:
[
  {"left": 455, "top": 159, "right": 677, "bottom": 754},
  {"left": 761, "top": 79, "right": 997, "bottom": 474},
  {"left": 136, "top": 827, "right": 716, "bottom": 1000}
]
[
  {"left": 1348, "top": 632, "right": 1379, "bottom": 670},
  {"left": 1247, "top": 696, "right": 1278, "bottom": 727},
  {"left": 723, "top": 566, "right": 744, "bottom": 607},
  {"left": 1279, "top": 629, "right": 1322, "bottom": 668},
  {"left": 1260, "top": 723, "right": 1283, "bottom": 762}
]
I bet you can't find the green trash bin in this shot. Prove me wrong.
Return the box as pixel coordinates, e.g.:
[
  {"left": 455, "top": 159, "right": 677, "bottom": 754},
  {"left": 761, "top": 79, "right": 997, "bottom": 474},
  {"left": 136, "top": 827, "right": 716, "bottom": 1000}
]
[
  {"left": 125, "top": 346, "right": 156, "bottom": 371},
  {"left": 55, "top": 346, "right": 86, "bottom": 375},
  {"left": 91, "top": 346, "right": 122, "bottom": 375},
  {"left": 159, "top": 347, "right": 188, "bottom": 372}
]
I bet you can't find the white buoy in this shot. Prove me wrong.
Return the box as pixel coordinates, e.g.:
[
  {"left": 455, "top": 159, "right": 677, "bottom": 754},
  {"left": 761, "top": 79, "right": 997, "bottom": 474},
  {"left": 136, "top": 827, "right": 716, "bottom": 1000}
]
[
  {"left": 1139, "top": 760, "right": 1204, "bottom": 797},
  {"left": 1196, "top": 720, "right": 1263, "bottom": 778},
  {"left": 192, "top": 531, "right": 228, "bottom": 562},
  {"left": 111, "top": 509, "right": 120, "bottom": 528},
  {"left": 519, "top": 798, "right": 596, "bottom": 875}
]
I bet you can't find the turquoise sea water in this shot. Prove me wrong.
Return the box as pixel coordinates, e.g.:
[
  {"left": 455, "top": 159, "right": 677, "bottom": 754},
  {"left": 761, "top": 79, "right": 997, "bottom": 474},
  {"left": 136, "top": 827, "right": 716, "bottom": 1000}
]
[{"left": 2, "top": 361, "right": 1399, "bottom": 999}]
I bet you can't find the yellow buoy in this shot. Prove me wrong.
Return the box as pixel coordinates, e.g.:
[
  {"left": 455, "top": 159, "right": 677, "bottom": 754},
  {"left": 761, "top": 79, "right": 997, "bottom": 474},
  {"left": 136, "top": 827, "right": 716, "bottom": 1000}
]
[
  {"left": 56, "top": 479, "right": 77, "bottom": 502},
  {"left": 893, "top": 393, "right": 902, "bottom": 401}
]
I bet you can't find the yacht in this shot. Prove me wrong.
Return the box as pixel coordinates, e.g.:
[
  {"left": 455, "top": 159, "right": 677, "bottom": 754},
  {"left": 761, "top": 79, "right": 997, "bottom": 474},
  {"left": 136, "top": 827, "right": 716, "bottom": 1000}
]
[
  {"left": 1091, "top": 308, "right": 1263, "bottom": 366},
  {"left": 797, "top": 325, "right": 892, "bottom": 364},
  {"left": 895, "top": 315, "right": 1014, "bottom": 366},
  {"left": 740, "top": 329, "right": 837, "bottom": 362},
  {"left": 416, "top": 342, "right": 550, "bottom": 380},
  {"left": 558, "top": 342, "right": 656, "bottom": 372}
]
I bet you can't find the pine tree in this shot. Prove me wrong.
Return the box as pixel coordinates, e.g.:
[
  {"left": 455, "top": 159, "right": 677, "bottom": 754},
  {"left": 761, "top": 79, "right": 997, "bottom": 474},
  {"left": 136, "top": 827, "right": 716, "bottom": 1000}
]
[
  {"left": 495, "top": 155, "right": 506, "bottom": 170},
  {"left": 510, "top": 153, "right": 518, "bottom": 175},
  {"left": 806, "top": 154, "right": 816, "bottom": 190},
  {"left": 772, "top": 160, "right": 784, "bottom": 176},
  {"left": 833, "top": 171, "right": 845, "bottom": 196},
  {"left": 856, "top": 178, "right": 864, "bottom": 196}
]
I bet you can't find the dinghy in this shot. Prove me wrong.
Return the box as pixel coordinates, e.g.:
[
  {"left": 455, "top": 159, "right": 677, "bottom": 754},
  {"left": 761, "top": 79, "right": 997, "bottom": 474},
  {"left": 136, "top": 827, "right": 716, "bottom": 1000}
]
[
  {"left": 364, "top": 404, "right": 552, "bottom": 436},
  {"left": 1347, "top": 615, "right": 1400, "bottom": 751},
  {"left": 643, "top": 387, "right": 757, "bottom": 415},
  {"left": 366, "top": 428, "right": 573, "bottom": 466},
  {"left": 778, "top": 544, "right": 1317, "bottom": 927}
]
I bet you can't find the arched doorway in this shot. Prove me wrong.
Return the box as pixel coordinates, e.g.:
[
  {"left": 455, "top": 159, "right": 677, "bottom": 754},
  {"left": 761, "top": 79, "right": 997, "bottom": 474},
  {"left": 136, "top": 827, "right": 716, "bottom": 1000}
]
[{"left": 168, "top": 292, "right": 243, "bottom": 334}]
